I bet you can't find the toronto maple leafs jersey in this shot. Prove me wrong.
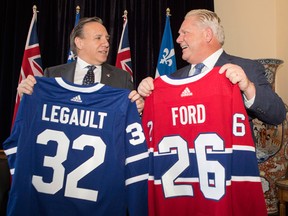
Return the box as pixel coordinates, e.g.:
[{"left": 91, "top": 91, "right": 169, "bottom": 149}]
[
  {"left": 142, "top": 67, "right": 267, "bottom": 216},
  {"left": 4, "top": 77, "right": 148, "bottom": 216}
]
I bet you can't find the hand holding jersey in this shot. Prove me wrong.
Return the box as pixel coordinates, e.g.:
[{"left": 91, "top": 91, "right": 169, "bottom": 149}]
[
  {"left": 17, "top": 74, "right": 36, "bottom": 98},
  {"left": 142, "top": 67, "right": 267, "bottom": 216},
  {"left": 138, "top": 8, "right": 285, "bottom": 215},
  {"left": 4, "top": 77, "right": 149, "bottom": 216},
  {"left": 219, "top": 63, "right": 256, "bottom": 101},
  {"left": 19, "top": 74, "right": 144, "bottom": 113},
  {"left": 17, "top": 17, "right": 145, "bottom": 114},
  {"left": 137, "top": 63, "right": 255, "bottom": 99}
]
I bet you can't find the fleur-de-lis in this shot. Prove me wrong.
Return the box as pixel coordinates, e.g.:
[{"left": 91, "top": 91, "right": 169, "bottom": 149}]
[
  {"left": 160, "top": 48, "right": 175, "bottom": 66},
  {"left": 68, "top": 51, "right": 76, "bottom": 61}
]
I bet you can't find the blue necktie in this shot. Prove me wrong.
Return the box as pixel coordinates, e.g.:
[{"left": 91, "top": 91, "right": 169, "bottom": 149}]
[
  {"left": 82, "top": 65, "right": 96, "bottom": 85},
  {"left": 193, "top": 63, "right": 205, "bottom": 76}
]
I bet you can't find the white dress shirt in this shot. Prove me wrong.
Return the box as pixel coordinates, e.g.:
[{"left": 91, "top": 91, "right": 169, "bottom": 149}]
[
  {"left": 73, "top": 57, "right": 102, "bottom": 85},
  {"left": 188, "top": 48, "right": 255, "bottom": 108}
]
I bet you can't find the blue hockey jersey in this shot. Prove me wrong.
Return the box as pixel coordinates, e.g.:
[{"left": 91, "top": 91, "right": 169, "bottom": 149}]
[{"left": 4, "top": 77, "right": 148, "bottom": 216}]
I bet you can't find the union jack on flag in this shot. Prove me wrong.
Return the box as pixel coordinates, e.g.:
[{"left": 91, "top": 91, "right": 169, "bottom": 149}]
[
  {"left": 12, "top": 5, "right": 43, "bottom": 126},
  {"left": 116, "top": 10, "right": 133, "bottom": 79}
]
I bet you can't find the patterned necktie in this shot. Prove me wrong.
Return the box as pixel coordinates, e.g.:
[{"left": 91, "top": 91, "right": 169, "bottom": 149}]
[
  {"left": 82, "top": 65, "right": 96, "bottom": 85},
  {"left": 193, "top": 63, "right": 205, "bottom": 76}
]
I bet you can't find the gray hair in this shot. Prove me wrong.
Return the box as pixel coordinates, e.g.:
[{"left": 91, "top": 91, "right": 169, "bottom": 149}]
[
  {"left": 70, "top": 17, "right": 104, "bottom": 54},
  {"left": 185, "top": 9, "right": 225, "bottom": 46}
]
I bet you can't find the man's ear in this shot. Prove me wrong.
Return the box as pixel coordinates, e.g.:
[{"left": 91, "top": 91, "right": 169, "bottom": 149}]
[
  {"left": 74, "top": 37, "right": 83, "bottom": 50},
  {"left": 205, "top": 27, "right": 213, "bottom": 43}
]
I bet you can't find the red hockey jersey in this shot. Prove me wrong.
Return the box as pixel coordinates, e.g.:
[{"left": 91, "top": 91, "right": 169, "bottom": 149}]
[{"left": 142, "top": 67, "right": 267, "bottom": 216}]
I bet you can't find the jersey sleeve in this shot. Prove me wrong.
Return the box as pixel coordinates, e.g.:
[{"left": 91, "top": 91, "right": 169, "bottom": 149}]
[
  {"left": 230, "top": 84, "right": 267, "bottom": 215},
  {"left": 3, "top": 123, "right": 20, "bottom": 176},
  {"left": 125, "top": 101, "right": 149, "bottom": 216},
  {"left": 141, "top": 93, "right": 154, "bottom": 148},
  {"left": 4, "top": 78, "right": 149, "bottom": 216},
  {"left": 3, "top": 94, "right": 28, "bottom": 176},
  {"left": 140, "top": 72, "right": 267, "bottom": 216},
  {"left": 231, "top": 84, "right": 259, "bottom": 172}
]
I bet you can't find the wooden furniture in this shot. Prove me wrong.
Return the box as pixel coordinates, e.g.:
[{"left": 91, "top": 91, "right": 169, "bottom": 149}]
[
  {"left": 0, "top": 150, "right": 9, "bottom": 214},
  {"left": 276, "top": 178, "right": 288, "bottom": 216}
]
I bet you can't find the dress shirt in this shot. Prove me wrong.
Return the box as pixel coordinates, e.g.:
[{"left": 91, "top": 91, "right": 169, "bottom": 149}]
[
  {"left": 188, "top": 48, "right": 255, "bottom": 108},
  {"left": 73, "top": 57, "right": 102, "bottom": 85}
]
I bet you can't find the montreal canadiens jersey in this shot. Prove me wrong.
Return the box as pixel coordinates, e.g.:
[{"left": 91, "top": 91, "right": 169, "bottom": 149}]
[
  {"left": 4, "top": 77, "right": 148, "bottom": 216},
  {"left": 142, "top": 67, "right": 267, "bottom": 216}
]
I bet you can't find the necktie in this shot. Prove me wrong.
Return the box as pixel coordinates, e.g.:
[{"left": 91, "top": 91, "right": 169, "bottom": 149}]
[
  {"left": 82, "top": 65, "right": 96, "bottom": 85},
  {"left": 193, "top": 63, "right": 205, "bottom": 76}
]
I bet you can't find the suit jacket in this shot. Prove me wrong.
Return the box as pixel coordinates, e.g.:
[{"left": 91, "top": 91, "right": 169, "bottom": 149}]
[
  {"left": 171, "top": 51, "right": 286, "bottom": 126},
  {"left": 44, "top": 61, "right": 134, "bottom": 91}
]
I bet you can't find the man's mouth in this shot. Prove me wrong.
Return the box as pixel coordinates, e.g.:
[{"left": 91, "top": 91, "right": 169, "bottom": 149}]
[
  {"left": 99, "top": 50, "right": 108, "bottom": 54},
  {"left": 181, "top": 45, "right": 188, "bottom": 50}
]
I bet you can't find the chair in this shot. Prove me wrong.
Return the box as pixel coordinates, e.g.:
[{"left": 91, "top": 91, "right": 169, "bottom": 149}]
[
  {"left": 276, "top": 178, "right": 288, "bottom": 216},
  {"left": 0, "top": 150, "right": 10, "bottom": 215}
]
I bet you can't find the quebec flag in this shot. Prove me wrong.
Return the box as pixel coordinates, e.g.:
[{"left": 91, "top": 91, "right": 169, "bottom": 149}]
[
  {"left": 155, "top": 13, "right": 177, "bottom": 78},
  {"left": 67, "top": 6, "right": 80, "bottom": 63}
]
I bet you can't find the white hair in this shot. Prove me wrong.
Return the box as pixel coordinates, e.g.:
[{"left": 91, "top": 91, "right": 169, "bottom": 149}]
[{"left": 185, "top": 9, "right": 225, "bottom": 46}]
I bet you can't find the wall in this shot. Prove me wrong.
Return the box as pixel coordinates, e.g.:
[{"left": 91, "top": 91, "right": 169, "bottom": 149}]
[{"left": 214, "top": 0, "right": 288, "bottom": 104}]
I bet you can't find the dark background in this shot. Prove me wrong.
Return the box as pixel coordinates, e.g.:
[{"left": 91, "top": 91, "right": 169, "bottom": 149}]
[{"left": 0, "top": 0, "right": 214, "bottom": 147}]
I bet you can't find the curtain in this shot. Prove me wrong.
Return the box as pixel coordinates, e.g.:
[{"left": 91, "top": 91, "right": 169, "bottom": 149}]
[{"left": 0, "top": 0, "right": 214, "bottom": 147}]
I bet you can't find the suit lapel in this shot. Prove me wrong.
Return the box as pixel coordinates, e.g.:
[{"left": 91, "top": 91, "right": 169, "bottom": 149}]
[
  {"left": 62, "top": 62, "right": 76, "bottom": 82},
  {"left": 215, "top": 51, "right": 233, "bottom": 66},
  {"left": 171, "top": 65, "right": 191, "bottom": 78},
  {"left": 100, "top": 63, "right": 113, "bottom": 85}
]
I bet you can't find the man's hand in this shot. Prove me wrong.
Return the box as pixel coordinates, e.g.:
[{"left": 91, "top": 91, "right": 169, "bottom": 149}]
[
  {"left": 137, "top": 77, "right": 154, "bottom": 97},
  {"left": 129, "top": 90, "right": 144, "bottom": 114},
  {"left": 17, "top": 75, "right": 37, "bottom": 99},
  {"left": 219, "top": 63, "right": 256, "bottom": 100}
]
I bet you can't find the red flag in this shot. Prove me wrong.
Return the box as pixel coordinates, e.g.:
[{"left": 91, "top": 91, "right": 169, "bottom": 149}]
[
  {"left": 12, "top": 5, "right": 43, "bottom": 126},
  {"left": 115, "top": 10, "right": 133, "bottom": 79}
]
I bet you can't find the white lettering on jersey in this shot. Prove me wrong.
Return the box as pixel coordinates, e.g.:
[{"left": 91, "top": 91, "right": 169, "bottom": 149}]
[
  {"left": 42, "top": 104, "right": 107, "bottom": 129},
  {"left": 171, "top": 104, "right": 206, "bottom": 126}
]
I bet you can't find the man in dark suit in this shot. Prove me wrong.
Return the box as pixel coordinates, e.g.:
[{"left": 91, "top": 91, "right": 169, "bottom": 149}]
[
  {"left": 138, "top": 9, "right": 286, "bottom": 128},
  {"left": 44, "top": 62, "right": 133, "bottom": 90},
  {"left": 18, "top": 17, "right": 143, "bottom": 113}
]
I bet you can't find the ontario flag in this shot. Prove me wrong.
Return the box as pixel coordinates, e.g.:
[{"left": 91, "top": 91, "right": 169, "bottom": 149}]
[
  {"left": 11, "top": 5, "right": 43, "bottom": 126},
  {"left": 116, "top": 10, "right": 133, "bottom": 80},
  {"left": 67, "top": 6, "right": 80, "bottom": 63},
  {"left": 155, "top": 8, "right": 177, "bottom": 78}
]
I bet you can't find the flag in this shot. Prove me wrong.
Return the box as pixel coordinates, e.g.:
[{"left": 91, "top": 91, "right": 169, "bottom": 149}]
[
  {"left": 12, "top": 5, "right": 43, "bottom": 126},
  {"left": 115, "top": 10, "right": 133, "bottom": 79},
  {"left": 67, "top": 6, "right": 80, "bottom": 63},
  {"left": 155, "top": 8, "right": 177, "bottom": 78}
]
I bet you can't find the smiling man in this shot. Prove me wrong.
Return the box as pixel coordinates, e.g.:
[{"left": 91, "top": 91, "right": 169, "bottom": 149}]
[
  {"left": 138, "top": 9, "right": 286, "bottom": 131},
  {"left": 138, "top": 9, "right": 286, "bottom": 216},
  {"left": 17, "top": 17, "right": 144, "bottom": 114}
]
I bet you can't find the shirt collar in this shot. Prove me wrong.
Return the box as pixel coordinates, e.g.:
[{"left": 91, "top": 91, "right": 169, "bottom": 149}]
[
  {"left": 76, "top": 57, "right": 102, "bottom": 71},
  {"left": 76, "top": 57, "right": 90, "bottom": 69},
  {"left": 189, "top": 48, "right": 223, "bottom": 76},
  {"left": 201, "top": 48, "right": 223, "bottom": 71}
]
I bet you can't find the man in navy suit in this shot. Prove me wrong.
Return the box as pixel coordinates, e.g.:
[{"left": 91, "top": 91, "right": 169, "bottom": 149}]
[
  {"left": 18, "top": 17, "right": 144, "bottom": 113},
  {"left": 138, "top": 9, "right": 286, "bottom": 127}
]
